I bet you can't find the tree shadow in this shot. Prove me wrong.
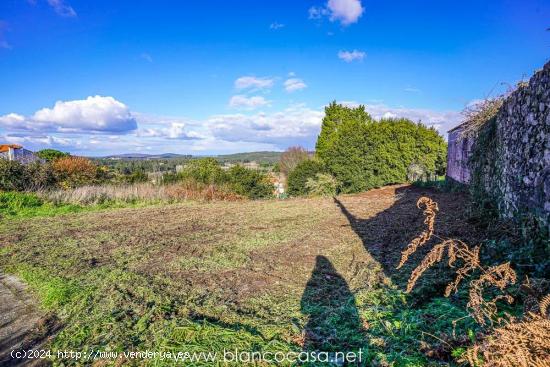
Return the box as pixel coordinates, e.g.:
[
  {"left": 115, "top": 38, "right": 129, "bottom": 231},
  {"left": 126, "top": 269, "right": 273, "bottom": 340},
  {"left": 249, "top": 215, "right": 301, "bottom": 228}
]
[
  {"left": 300, "top": 256, "right": 365, "bottom": 358},
  {"left": 332, "top": 185, "right": 479, "bottom": 298}
]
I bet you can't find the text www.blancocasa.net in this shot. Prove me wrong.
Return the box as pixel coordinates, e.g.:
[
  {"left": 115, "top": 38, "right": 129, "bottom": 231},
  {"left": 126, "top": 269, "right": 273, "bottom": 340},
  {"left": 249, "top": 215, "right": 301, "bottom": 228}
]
[{"left": 12, "top": 349, "right": 364, "bottom": 364}]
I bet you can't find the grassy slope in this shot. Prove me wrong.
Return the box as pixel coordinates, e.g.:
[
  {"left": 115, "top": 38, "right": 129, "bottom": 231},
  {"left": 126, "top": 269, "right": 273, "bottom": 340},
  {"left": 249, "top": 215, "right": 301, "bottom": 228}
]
[{"left": 0, "top": 186, "right": 481, "bottom": 366}]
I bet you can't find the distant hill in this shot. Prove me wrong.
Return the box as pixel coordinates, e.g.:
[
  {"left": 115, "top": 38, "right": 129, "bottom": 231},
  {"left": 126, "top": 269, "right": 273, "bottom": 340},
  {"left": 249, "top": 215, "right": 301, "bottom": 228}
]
[
  {"left": 214, "top": 151, "right": 282, "bottom": 164},
  {"left": 101, "top": 153, "right": 192, "bottom": 160},
  {"left": 97, "top": 151, "right": 283, "bottom": 164}
]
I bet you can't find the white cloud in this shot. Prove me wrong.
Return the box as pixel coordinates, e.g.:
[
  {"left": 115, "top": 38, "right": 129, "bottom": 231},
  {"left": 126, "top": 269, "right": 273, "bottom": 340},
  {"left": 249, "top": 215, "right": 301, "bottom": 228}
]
[
  {"left": 228, "top": 95, "right": 270, "bottom": 109},
  {"left": 207, "top": 104, "right": 323, "bottom": 147},
  {"left": 269, "top": 22, "right": 285, "bottom": 30},
  {"left": 1, "top": 133, "right": 78, "bottom": 150},
  {"left": 138, "top": 123, "right": 203, "bottom": 140},
  {"left": 404, "top": 87, "right": 421, "bottom": 93},
  {"left": 234, "top": 76, "right": 274, "bottom": 90},
  {"left": 327, "top": 0, "right": 364, "bottom": 25},
  {"left": 133, "top": 113, "right": 205, "bottom": 140},
  {"left": 140, "top": 53, "right": 153, "bottom": 63},
  {"left": 338, "top": 49, "right": 366, "bottom": 62},
  {"left": 308, "top": 6, "right": 328, "bottom": 20},
  {"left": 284, "top": 78, "right": 307, "bottom": 92},
  {"left": 0, "top": 21, "right": 11, "bottom": 49},
  {"left": 47, "top": 0, "right": 77, "bottom": 17},
  {"left": 309, "top": 0, "right": 363, "bottom": 26},
  {"left": 0, "top": 96, "right": 137, "bottom": 133},
  {"left": 0, "top": 113, "right": 26, "bottom": 129}
]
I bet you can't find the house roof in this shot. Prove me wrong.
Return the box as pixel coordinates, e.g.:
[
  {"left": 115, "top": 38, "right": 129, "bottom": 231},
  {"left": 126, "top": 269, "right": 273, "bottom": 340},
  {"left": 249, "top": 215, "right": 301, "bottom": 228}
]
[
  {"left": 0, "top": 144, "right": 22, "bottom": 153},
  {"left": 447, "top": 122, "right": 466, "bottom": 133}
]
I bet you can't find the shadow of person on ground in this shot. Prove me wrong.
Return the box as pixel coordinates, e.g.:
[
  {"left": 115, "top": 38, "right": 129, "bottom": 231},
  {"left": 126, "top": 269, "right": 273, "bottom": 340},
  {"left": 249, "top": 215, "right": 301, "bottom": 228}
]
[{"left": 300, "top": 256, "right": 365, "bottom": 364}]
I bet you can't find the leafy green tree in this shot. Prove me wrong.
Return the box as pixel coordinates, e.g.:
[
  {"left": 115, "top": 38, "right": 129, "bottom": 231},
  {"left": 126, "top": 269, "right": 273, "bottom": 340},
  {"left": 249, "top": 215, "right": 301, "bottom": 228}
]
[
  {"left": 287, "top": 159, "right": 326, "bottom": 196},
  {"left": 179, "top": 158, "right": 226, "bottom": 184},
  {"left": 226, "top": 165, "right": 273, "bottom": 199},
  {"left": 36, "top": 149, "right": 70, "bottom": 162}
]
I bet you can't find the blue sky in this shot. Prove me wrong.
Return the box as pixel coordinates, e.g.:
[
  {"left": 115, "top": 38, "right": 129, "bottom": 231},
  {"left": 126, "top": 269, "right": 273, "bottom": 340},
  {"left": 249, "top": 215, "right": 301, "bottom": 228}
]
[{"left": 0, "top": 0, "right": 548, "bottom": 156}]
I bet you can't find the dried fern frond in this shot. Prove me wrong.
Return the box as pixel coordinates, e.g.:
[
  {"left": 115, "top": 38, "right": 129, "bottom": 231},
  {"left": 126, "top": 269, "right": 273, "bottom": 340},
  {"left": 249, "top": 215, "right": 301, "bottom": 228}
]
[
  {"left": 463, "top": 294, "right": 550, "bottom": 367},
  {"left": 445, "top": 243, "right": 480, "bottom": 297},
  {"left": 399, "top": 197, "right": 517, "bottom": 326},
  {"left": 397, "top": 197, "right": 438, "bottom": 269},
  {"left": 539, "top": 294, "right": 550, "bottom": 317},
  {"left": 406, "top": 241, "right": 450, "bottom": 293},
  {"left": 399, "top": 197, "right": 548, "bottom": 366}
]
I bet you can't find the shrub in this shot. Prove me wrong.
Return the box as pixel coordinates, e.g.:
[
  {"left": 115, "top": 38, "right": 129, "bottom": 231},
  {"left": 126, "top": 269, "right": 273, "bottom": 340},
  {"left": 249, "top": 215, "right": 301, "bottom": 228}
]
[
  {"left": 226, "top": 165, "right": 273, "bottom": 199},
  {"left": 36, "top": 149, "right": 70, "bottom": 162},
  {"left": 179, "top": 158, "right": 226, "bottom": 185},
  {"left": 52, "top": 156, "right": 98, "bottom": 188},
  {"left": 305, "top": 173, "right": 338, "bottom": 197},
  {"left": 122, "top": 170, "right": 148, "bottom": 184},
  {"left": 0, "top": 159, "right": 27, "bottom": 191},
  {"left": 25, "top": 161, "right": 57, "bottom": 190},
  {"left": 287, "top": 159, "right": 326, "bottom": 196},
  {"left": 279, "top": 146, "right": 309, "bottom": 177},
  {"left": 0, "top": 159, "right": 56, "bottom": 191}
]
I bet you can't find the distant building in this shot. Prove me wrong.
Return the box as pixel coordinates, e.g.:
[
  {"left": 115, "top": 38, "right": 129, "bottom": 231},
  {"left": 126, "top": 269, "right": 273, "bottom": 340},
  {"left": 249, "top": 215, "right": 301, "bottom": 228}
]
[
  {"left": 0, "top": 144, "right": 41, "bottom": 164},
  {"left": 268, "top": 172, "right": 286, "bottom": 198},
  {"left": 243, "top": 161, "right": 259, "bottom": 170},
  {"left": 222, "top": 162, "right": 236, "bottom": 170},
  {"left": 147, "top": 171, "right": 164, "bottom": 185}
]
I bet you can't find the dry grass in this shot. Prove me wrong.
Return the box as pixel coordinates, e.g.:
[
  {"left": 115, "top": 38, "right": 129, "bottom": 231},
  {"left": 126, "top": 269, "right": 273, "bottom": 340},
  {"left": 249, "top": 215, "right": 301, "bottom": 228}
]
[{"left": 39, "top": 182, "right": 243, "bottom": 205}]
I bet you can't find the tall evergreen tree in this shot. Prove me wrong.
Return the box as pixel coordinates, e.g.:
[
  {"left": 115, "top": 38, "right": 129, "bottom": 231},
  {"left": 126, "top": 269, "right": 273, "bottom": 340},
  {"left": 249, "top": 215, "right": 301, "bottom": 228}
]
[
  {"left": 314, "top": 103, "right": 447, "bottom": 193},
  {"left": 315, "top": 102, "right": 372, "bottom": 162}
]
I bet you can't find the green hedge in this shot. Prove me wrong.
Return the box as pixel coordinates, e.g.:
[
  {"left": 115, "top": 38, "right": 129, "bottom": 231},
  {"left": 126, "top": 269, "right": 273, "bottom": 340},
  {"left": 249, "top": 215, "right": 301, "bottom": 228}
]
[{"left": 287, "top": 160, "right": 326, "bottom": 196}]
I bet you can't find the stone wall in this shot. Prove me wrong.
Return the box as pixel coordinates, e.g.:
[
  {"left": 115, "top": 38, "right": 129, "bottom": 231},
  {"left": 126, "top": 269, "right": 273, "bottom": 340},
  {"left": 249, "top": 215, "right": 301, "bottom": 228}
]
[
  {"left": 489, "top": 62, "right": 549, "bottom": 227},
  {"left": 447, "top": 61, "right": 549, "bottom": 229}
]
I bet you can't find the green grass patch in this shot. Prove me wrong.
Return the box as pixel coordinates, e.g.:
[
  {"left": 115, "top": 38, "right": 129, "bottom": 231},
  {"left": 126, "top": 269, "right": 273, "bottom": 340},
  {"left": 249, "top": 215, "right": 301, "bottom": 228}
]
[
  {"left": 0, "top": 191, "right": 85, "bottom": 218},
  {"left": 7, "top": 264, "right": 83, "bottom": 310}
]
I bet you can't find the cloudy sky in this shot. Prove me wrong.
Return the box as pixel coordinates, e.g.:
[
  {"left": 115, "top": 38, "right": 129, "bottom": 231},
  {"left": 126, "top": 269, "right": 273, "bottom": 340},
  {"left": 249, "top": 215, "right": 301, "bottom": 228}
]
[{"left": 0, "top": 0, "right": 548, "bottom": 156}]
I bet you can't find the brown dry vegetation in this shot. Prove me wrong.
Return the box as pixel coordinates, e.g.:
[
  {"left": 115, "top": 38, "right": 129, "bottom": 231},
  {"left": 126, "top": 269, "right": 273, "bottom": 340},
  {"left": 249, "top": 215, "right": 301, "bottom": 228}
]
[{"left": 399, "top": 196, "right": 550, "bottom": 367}]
